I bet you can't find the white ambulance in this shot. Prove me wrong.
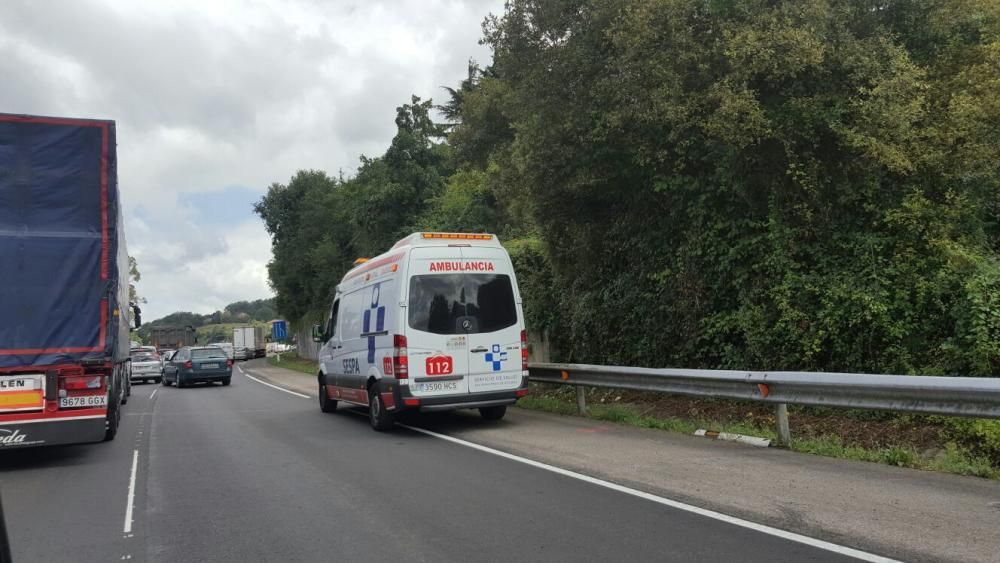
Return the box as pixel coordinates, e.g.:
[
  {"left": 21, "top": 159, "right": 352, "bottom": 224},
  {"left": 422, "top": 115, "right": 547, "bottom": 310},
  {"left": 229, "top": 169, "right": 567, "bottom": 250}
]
[{"left": 312, "top": 232, "right": 529, "bottom": 430}]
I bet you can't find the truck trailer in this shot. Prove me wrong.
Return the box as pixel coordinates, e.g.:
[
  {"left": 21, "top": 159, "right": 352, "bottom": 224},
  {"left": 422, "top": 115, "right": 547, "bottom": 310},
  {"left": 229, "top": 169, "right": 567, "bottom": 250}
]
[
  {"left": 150, "top": 326, "right": 196, "bottom": 350},
  {"left": 233, "top": 326, "right": 265, "bottom": 360},
  {"left": 0, "top": 113, "right": 136, "bottom": 448}
]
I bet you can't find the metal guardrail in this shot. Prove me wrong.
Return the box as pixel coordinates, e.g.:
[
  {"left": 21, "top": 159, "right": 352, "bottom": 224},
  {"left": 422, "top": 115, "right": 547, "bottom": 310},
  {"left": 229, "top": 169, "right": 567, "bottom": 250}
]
[{"left": 528, "top": 363, "right": 1000, "bottom": 446}]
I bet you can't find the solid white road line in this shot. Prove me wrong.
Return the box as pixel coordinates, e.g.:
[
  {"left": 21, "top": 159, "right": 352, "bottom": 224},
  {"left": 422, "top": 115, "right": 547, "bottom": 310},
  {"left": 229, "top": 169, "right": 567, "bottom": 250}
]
[
  {"left": 242, "top": 371, "right": 897, "bottom": 562},
  {"left": 239, "top": 366, "right": 310, "bottom": 399},
  {"left": 123, "top": 449, "right": 139, "bottom": 534},
  {"left": 149, "top": 388, "right": 157, "bottom": 400}
]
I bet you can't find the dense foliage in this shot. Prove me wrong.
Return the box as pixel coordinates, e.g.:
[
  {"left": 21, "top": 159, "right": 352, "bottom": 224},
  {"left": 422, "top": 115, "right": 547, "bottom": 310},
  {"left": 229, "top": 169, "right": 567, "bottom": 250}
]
[{"left": 257, "top": 0, "right": 999, "bottom": 376}]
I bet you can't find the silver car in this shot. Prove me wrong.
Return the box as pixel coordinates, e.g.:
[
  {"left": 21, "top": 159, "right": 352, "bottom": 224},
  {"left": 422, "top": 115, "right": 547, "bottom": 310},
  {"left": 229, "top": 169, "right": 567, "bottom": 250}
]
[{"left": 130, "top": 349, "right": 163, "bottom": 383}]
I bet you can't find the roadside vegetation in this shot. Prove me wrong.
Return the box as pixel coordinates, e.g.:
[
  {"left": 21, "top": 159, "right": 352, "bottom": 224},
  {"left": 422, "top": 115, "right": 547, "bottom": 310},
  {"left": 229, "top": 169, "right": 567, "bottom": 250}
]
[
  {"left": 266, "top": 351, "right": 316, "bottom": 375},
  {"left": 255, "top": 1, "right": 1000, "bottom": 475}
]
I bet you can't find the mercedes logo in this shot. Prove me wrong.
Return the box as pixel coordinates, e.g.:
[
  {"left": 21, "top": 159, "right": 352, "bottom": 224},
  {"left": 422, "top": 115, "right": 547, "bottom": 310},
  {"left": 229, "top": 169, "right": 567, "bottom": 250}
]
[{"left": 462, "top": 319, "right": 472, "bottom": 331}]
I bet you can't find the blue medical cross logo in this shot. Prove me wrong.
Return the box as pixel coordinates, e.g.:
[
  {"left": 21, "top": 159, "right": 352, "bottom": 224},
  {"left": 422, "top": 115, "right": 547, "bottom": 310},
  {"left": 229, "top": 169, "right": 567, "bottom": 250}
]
[
  {"left": 484, "top": 344, "right": 508, "bottom": 372},
  {"left": 364, "top": 283, "right": 385, "bottom": 364}
]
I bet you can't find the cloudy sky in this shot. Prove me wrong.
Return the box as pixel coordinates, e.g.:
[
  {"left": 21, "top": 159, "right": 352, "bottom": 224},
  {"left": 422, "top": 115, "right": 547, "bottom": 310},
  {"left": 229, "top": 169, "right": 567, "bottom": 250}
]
[{"left": 1, "top": 0, "right": 502, "bottom": 321}]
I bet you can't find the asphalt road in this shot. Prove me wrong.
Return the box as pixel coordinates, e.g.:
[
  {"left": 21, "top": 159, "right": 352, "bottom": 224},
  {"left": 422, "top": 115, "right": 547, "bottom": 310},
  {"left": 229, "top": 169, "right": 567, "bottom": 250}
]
[{"left": 0, "top": 368, "right": 865, "bottom": 562}]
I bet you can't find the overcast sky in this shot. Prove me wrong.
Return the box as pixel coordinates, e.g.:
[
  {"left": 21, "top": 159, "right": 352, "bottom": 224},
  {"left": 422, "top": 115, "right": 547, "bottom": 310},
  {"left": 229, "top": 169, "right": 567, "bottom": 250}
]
[{"left": 1, "top": 0, "right": 502, "bottom": 321}]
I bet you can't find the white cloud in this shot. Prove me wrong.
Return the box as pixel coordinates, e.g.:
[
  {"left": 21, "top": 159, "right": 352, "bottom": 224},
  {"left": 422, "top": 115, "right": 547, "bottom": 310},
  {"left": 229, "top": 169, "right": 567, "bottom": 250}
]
[{"left": 1, "top": 0, "right": 503, "bottom": 319}]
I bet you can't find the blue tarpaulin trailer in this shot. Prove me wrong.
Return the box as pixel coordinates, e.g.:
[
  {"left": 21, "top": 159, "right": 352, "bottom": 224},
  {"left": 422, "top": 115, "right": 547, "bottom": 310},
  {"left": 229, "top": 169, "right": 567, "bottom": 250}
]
[{"left": 0, "top": 113, "right": 133, "bottom": 448}]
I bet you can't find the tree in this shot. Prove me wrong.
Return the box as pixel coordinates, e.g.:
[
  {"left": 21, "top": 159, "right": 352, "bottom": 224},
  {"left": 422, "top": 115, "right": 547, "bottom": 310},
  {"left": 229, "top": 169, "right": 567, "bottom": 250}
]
[
  {"left": 475, "top": 0, "right": 1000, "bottom": 374},
  {"left": 128, "top": 256, "right": 145, "bottom": 304}
]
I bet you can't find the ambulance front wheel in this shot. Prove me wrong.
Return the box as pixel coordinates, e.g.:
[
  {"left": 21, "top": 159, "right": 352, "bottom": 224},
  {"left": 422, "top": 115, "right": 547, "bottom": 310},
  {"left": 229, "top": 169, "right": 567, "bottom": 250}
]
[{"left": 319, "top": 380, "right": 338, "bottom": 413}]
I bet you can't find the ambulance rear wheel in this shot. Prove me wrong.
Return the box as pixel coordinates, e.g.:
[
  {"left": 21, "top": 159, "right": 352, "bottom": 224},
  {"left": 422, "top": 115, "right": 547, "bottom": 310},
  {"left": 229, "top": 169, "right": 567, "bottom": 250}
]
[
  {"left": 368, "top": 388, "right": 394, "bottom": 431},
  {"left": 479, "top": 405, "right": 507, "bottom": 421},
  {"left": 319, "top": 381, "right": 337, "bottom": 413}
]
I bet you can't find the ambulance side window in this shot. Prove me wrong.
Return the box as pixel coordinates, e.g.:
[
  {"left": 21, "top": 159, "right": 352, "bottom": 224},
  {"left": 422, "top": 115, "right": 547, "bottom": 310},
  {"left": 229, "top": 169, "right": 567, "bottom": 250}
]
[
  {"left": 340, "top": 290, "right": 365, "bottom": 341},
  {"left": 326, "top": 299, "right": 340, "bottom": 340}
]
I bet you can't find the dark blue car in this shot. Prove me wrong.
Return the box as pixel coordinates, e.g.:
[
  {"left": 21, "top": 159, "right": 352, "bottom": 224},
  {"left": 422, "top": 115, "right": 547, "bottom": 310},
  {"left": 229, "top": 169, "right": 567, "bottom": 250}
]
[{"left": 163, "top": 346, "right": 232, "bottom": 388}]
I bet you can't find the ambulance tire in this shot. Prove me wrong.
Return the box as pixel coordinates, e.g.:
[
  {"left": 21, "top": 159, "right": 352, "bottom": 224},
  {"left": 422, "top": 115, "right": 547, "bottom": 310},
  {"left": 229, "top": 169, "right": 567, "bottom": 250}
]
[
  {"left": 368, "top": 386, "right": 394, "bottom": 431},
  {"left": 319, "top": 381, "right": 337, "bottom": 413},
  {"left": 479, "top": 405, "right": 507, "bottom": 421}
]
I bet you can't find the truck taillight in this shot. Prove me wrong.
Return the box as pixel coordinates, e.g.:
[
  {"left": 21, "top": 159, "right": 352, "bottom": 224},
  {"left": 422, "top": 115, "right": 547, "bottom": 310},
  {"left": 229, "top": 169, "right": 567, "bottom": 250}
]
[
  {"left": 393, "top": 334, "right": 408, "bottom": 379},
  {"left": 184, "top": 361, "right": 193, "bottom": 369},
  {"left": 62, "top": 376, "right": 102, "bottom": 390},
  {"left": 521, "top": 329, "right": 528, "bottom": 371}
]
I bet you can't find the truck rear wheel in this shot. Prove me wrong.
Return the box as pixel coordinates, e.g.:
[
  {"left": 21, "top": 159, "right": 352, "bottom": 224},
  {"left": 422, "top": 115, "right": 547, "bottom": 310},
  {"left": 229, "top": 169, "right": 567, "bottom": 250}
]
[{"left": 103, "top": 397, "right": 120, "bottom": 441}]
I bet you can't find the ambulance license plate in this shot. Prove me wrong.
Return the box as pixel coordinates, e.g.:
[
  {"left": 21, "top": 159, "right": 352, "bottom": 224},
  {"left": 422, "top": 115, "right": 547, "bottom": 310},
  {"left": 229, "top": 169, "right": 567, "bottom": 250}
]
[
  {"left": 59, "top": 395, "right": 107, "bottom": 408},
  {"left": 414, "top": 381, "right": 458, "bottom": 393}
]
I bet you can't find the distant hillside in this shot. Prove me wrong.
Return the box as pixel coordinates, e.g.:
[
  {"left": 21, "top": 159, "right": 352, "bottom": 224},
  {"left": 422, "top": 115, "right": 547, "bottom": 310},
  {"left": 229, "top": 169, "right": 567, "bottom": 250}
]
[{"left": 137, "top": 298, "right": 276, "bottom": 343}]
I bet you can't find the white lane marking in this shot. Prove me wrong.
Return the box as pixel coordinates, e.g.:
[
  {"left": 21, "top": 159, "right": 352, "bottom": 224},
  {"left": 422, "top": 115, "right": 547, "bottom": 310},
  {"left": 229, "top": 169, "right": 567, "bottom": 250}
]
[
  {"left": 123, "top": 449, "right": 139, "bottom": 534},
  {"left": 241, "top": 371, "right": 894, "bottom": 561},
  {"left": 399, "top": 423, "right": 898, "bottom": 563},
  {"left": 240, "top": 368, "right": 310, "bottom": 399},
  {"left": 149, "top": 388, "right": 157, "bottom": 400}
]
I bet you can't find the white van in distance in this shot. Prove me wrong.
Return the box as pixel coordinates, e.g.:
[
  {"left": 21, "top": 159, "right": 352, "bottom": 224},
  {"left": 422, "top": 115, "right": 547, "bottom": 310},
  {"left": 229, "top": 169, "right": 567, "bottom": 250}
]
[{"left": 312, "top": 232, "right": 529, "bottom": 430}]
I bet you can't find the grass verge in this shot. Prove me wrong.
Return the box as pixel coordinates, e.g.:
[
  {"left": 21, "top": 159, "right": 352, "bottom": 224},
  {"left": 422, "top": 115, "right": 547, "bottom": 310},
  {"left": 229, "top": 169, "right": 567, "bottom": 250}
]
[
  {"left": 266, "top": 351, "right": 316, "bottom": 375},
  {"left": 516, "top": 386, "right": 1000, "bottom": 480}
]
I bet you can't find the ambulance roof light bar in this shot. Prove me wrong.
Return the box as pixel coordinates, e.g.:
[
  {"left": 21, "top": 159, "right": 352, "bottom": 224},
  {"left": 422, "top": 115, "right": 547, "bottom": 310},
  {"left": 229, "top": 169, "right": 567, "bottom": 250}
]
[{"left": 420, "top": 233, "right": 493, "bottom": 240}]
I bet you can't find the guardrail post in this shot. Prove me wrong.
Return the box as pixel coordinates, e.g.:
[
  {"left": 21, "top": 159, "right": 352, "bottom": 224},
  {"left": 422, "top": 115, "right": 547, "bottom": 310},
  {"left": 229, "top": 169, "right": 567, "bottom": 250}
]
[
  {"left": 775, "top": 403, "right": 791, "bottom": 447},
  {"left": 576, "top": 386, "right": 588, "bottom": 415}
]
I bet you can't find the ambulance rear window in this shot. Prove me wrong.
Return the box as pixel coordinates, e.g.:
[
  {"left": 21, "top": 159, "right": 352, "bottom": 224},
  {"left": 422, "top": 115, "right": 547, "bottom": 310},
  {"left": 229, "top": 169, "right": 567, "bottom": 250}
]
[{"left": 408, "top": 274, "right": 517, "bottom": 335}]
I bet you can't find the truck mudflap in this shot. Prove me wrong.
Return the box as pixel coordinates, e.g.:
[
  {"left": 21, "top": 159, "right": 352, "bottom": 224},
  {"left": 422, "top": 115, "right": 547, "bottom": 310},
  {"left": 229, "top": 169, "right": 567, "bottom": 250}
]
[{"left": 0, "top": 410, "right": 107, "bottom": 449}]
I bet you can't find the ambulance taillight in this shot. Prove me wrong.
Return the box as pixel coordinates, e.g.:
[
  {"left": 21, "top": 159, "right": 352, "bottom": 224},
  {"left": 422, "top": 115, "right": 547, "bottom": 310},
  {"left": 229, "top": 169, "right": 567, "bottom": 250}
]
[
  {"left": 393, "top": 334, "right": 409, "bottom": 379},
  {"left": 521, "top": 330, "right": 528, "bottom": 371}
]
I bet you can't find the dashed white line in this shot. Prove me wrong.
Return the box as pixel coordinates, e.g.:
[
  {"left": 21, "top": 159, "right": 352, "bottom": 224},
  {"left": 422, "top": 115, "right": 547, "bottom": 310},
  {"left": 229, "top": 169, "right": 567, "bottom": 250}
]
[
  {"left": 149, "top": 388, "right": 157, "bottom": 400},
  {"left": 123, "top": 449, "right": 139, "bottom": 534},
  {"left": 238, "top": 365, "right": 310, "bottom": 399},
  {"left": 243, "top": 369, "right": 896, "bottom": 562}
]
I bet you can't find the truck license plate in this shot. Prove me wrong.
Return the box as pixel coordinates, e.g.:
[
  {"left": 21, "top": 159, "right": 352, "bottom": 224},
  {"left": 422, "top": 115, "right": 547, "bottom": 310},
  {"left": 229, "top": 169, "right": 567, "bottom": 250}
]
[{"left": 59, "top": 395, "right": 107, "bottom": 408}]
